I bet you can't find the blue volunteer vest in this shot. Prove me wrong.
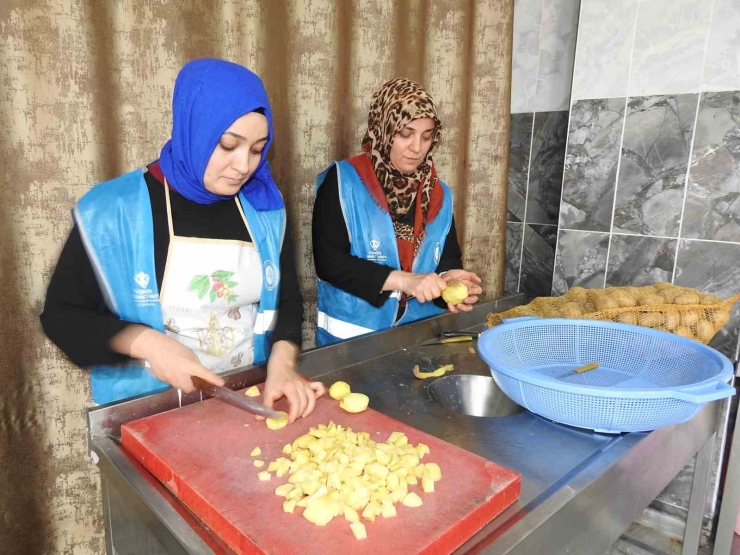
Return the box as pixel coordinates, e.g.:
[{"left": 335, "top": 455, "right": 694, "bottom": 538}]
[
  {"left": 74, "top": 168, "right": 285, "bottom": 405},
  {"left": 315, "top": 161, "right": 453, "bottom": 346}
]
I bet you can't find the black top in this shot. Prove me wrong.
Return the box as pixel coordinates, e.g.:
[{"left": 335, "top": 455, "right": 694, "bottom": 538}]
[
  {"left": 41, "top": 169, "right": 304, "bottom": 368},
  {"left": 312, "top": 165, "right": 463, "bottom": 310}
]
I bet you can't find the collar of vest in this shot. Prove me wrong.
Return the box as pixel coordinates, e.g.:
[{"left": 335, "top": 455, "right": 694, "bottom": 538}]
[{"left": 345, "top": 154, "right": 445, "bottom": 224}]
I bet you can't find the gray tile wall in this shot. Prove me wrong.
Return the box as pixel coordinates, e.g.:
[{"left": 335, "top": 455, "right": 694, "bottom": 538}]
[
  {"left": 507, "top": 0, "right": 580, "bottom": 300},
  {"left": 552, "top": 0, "right": 740, "bottom": 531}
]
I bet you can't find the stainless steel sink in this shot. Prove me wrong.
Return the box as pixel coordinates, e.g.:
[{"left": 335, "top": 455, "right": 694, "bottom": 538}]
[{"left": 427, "top": 374, "right": 523, "bottom": 418}]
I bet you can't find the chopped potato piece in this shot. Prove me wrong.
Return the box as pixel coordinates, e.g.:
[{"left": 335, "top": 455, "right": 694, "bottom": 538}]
[
  {"left": 350, "top": 522, "right": 367, "bottom": 540},
  {"left": 266, "top": 412, "right": 289, "bottom": 430},
  {"left": 340, "top": 393, "right": 369, "bottom": 414},
  {"left": 303, "top": 496, "right": 336, "bottom": 526},
  {"left": 381, "top": 500, "right": 397, "bottom": 518},
  {"left": 344, "top": 506, "right": 360, "bottom": 523},
  {"left": 275, "top": 484, "right": 295, "bottom": 497},
  {"left": 422, "top": 477, "right": 435, "bottom": 493},
  {"left": 245, "top": 386, "right": 260, "bottom": 397},
  {"left": 257, "top": 471, "right": 271, "bottom": 482},
  {"left": 402, "top": 492, "right": 423, "bottom": 507},
  {"left": 250, "top": 446, "right": 262, "bottom": 457},
  {"left": 265, "top": 421, "right": 442, "bottom": 531},
  {"left": 253, "top": 460, "right": 265, "bottom": 468},
  {"left": 329, "top": 381, "right": 352, "bottom": 400},
  {"left": 423, "top": 463, "right": 442, "bottom": 482}
]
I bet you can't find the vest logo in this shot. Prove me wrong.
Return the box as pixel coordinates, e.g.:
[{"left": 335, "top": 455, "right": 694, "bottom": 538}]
[
  {"left": 134, "top": 272, "right": 150, "bottom": 289},
  {"left": 367, "top": 238, "right": 387, "bottom": 263},
  {"left": 263, "top": 260, "right": 279, "bottom": 291},
  {"left": 370, "top": 239, "right": 381, "bottom": 251},
  {"left": 434, "top": 242, "right": 441, "bottom": 265}
]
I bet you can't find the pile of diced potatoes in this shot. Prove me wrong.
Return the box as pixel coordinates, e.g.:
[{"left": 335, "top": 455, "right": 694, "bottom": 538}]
[{"left": 251, "top": 422, "right": 441, "bottom": 540}]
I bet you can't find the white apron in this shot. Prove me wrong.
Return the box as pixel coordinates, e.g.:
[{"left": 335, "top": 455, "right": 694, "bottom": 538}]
[{"left": 158, "top": 183, "right": 263, "bottom": 372}]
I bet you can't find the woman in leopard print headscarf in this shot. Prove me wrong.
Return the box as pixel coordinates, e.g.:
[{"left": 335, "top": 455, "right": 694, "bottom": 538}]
[{"left": 312, "top": 78, "right": 482, "bottom": 346}]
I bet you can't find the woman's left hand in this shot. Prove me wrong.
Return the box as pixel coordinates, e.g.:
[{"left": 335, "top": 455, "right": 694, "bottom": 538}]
[
  {"left": 442, "top": 269, "right": 483, "bottom": 313},
  {"left": 261, "top": 341, "right": 327, "bottom": 423}
]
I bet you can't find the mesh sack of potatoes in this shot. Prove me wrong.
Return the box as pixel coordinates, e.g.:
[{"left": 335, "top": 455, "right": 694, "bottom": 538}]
[{"left": 487, "top": 283, "right": 740, "bottom": 345}]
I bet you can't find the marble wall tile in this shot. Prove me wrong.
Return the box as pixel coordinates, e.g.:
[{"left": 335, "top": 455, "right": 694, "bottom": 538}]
[
  {"left": 629, "top": 0, "right": 712, "bottom": 97},
  {"left": 674, "top": 239, "right": 740, "bottom": 359},
  {"left": 520, "top": 224, "right": 557, "bottom": 300},
  {"left": 505, "top": 222, "right": 524, "bottom": 295},
  {"left": 682, "top": 91, "right": 740, "bottom": 242},
  {"left": 571, "top": 0, "right": 638, "bottom": 101},
  {"left": 535, "top": 0, "right": 580, "bottom": 112},
  {"left": 702, "top": 0, "right": 740, "bottom": 92},
  {"left": 560, "top": 98, "right": 626, "bottom": 232},
  {"left": 552, "top": 230, "right": 609, "bottom": 295},
  {"left": 511, "top": 0, "right": 542, "bottom": 114},
  {"left": 526, "top": 110, "right": 569, "bottom": 225},
  {"left": 605, "top": 235, "right": 677, "bottom": 287},
  {"left": 508, "top": 112, "right": 533, "bottom": 222},
  {"left": 614, "top": 94, "right": 698, "bottom": 237}
]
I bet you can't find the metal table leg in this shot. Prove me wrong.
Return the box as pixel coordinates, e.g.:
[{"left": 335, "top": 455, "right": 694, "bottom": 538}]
[
  {"left": 683, "top": 432, "right": 717, "bottom": 554},
  {"left": 713, "top": 374, "right": 740, "bottom": 555}
]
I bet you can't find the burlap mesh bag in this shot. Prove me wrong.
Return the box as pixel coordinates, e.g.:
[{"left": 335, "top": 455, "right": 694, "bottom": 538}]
[{"left": 487, "top": 283, "right": 740, "bottom": 345}]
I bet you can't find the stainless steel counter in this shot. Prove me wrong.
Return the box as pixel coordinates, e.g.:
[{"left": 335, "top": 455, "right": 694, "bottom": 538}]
[{"left": 88, "top": 296, "right": 722, "bottom": 555}]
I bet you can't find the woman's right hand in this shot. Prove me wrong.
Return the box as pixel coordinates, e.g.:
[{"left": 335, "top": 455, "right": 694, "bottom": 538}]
[
  {"left": 386, "top": 270, "right": 447, "bottom": 303},
  {"left": 111, "top": 325, "right": 224, "bottom": 392}
]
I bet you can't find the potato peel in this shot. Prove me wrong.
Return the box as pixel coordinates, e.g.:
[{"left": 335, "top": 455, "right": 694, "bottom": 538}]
[{"left": 413, "top": 364, "right": 454, "bottom": 380}]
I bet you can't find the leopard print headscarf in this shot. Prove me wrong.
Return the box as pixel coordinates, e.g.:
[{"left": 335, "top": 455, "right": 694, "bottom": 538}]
[{"left": 362, "top": 78, "right": 441, "bottom": 249}]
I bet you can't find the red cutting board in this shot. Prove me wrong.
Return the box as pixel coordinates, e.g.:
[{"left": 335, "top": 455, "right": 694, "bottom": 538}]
[{"left": 122, "top": 388, "right": 521, "bottom": 555}]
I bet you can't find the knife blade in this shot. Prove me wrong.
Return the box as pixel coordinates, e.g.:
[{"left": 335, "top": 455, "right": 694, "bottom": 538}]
[{"left": 191, "top": 376, "right": 284, "bottom": 419}]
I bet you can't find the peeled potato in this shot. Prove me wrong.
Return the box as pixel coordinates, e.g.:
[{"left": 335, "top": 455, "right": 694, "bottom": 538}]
[
  {"left": 663, "top": 312, "right": 680, "bottom": 331},
  {"left": 616, "top": 312, "right": 638, "bottom": 325},
  {"left": 674, "top": 326, "right": 696, "bottom": 340},
  {"left": 674, "top": 292, "right": 701, "bottom": 305},
  {"left": 696, "top": 320, "right": 715, "bottom": 343},
  {"left": 253, "top": 460, "right": 265, "bottom": 468},
  {"left": 245, "top": 386, "right": 260, "bottom": 397},
  {"left": 340, "top": 393, "right": 370, "bottom": 414},
  {"left": 250, "top": 446, "right": 262, "bottom": 457},
  {"left": 266, "top": 412, "right": 289, "bottom": 430},
  {"left": 283, "top": 499, "right": 297, "bottom": 513},
  {"left": 257, "top": 471, "right": 272, "bottom": 482},
  {"left": 329, "top": 381, "right": 352, "bottom": 401},
  {"left": 442, "top": 282, "right": 469, "bottom": 305}
]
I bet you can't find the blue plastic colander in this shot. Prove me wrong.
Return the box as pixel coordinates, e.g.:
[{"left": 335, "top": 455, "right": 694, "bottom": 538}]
[{"left": 477, "top": 317, "right": 735, "bottom": 433}]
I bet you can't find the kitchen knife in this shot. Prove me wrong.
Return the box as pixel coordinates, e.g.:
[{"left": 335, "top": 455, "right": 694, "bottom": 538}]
[{"left": 191, "top": 376, "right": 284, "bottom": 419}]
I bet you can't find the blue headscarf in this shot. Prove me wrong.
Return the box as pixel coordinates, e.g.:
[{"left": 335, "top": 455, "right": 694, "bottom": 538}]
[{"left": 159, "top": 58, "right": 284, "bottom": 210}]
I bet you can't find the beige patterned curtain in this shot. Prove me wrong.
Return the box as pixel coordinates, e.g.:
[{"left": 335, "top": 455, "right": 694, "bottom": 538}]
[{"left": 0, "top": 1, "right": 512, "bottom": 552}]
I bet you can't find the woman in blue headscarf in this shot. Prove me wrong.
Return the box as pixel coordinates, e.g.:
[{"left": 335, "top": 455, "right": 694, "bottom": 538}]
[{"left": 41, "top": 59, "right": 325, "bottom": 422}]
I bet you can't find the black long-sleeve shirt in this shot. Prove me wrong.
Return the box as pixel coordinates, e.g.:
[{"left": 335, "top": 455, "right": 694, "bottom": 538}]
[
  {"left": 41, "top": 168, "right": 304, "bottom": 368},
  {"left": 312, "top": 165, "right": 463, "bottom": 309}
]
